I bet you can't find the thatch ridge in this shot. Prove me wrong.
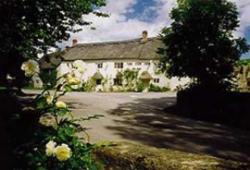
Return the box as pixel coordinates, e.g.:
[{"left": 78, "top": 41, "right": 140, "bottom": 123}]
[{"left": 74, "top": 37, "right": 155, "bottom": 47}]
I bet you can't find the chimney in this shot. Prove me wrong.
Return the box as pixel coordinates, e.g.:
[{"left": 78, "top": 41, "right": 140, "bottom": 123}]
[
  {"left": 141, "top": 30, "right": 148, "bottom": 43},
  {"left": 72, "top": 39, "right": 78, "bottom": 46}
]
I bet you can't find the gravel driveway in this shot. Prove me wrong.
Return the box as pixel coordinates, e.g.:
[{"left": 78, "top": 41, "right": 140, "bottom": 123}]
[{"left": 59, "top": 92, "right": 250, "bottom": 162}]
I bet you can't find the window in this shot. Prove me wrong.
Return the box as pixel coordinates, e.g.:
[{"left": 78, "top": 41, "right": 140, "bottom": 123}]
[
  {"left": 97, "top": 63, "right": 103, "bottom": 69},
  {"left": 113, "top": 78, "right": 123, "bottom": 86},
  {"left": 154, "top": 78, "right": 160, "bottom": 83},
  {"left": 144, "top": 62, "right": 150, "bottom": 66},
  {"left": 114, "top": 62, "right": 123, "bottom": 69},
  {"left": 135, "top": 62, "right": 142, "bottom": 66},
  {"left": 96, "top": 79, "right": 102, "bottom": 85},
  {"left": 127, "top": 62, "right": 133, "bottom": 66}
]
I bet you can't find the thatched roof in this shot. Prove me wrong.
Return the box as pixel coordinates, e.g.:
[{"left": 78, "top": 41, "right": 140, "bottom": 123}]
[
  {"left": 140, "top": 71, "right": 153, "bottom": 80},
  {"left": 92, "top": 72, "right": 104, "bottom": 79},
  {"left": 62, "top": 37, "right": 163, "bottom": 61}
]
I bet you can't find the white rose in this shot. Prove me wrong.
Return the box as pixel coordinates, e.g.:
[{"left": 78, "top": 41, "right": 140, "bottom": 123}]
[
  {"left": 21, "top": 60, "right": 40, "bottom": 77},
  {"left": 45, "top": 140, "right": 57, "bottom": 157},
  {"left": 45, "top": 95, "right": 54, "bottom": 105},
  {"left": 73, "top": 60, "right": 84, "bottom": 73},
  {"left": 39, "top": 113, "right": 57, "bottom": 128},
  {"left": 65, "top": 73, "right": 81, "bottom": 85},
  {"left": 54, "top": 144, "right": 72, "bottom": 161},
  {"left": 55, "top": 101, "right": 67, "bottom": 109}
]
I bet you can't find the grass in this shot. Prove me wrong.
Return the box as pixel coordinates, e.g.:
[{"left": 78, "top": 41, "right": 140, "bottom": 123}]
[{"left": 94, "top": 142, "right": 249, "bottom": 170}]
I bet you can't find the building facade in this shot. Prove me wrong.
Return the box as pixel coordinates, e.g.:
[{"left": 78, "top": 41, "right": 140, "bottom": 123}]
[{"left": 41, "top": 32, "right": 189, "bottom": 91}]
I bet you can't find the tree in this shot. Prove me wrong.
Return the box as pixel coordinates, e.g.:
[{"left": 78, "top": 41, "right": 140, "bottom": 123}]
[
  {"left": 159, "top": 0, "right": 249, "bottom": 91},
  {"left": 0, "top": 1, "right": 106, "bottom": 168},
  {"left": 0, "top": 0, "right": 106, "bottom": 89}
]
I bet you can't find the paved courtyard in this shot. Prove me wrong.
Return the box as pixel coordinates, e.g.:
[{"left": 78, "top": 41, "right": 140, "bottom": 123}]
[{"left": 61, "top": 92, "right": 250, "bottom": 162}]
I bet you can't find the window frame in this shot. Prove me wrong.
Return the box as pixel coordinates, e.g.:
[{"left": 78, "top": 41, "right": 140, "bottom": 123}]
[
  {"left": 153, "top": 78, "right": 160, "bottom": 83},
  {"left": 114, "top": 62, "right": 123, "bottom": 69}
]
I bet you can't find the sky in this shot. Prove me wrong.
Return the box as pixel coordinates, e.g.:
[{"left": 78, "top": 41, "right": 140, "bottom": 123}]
[{"left": 59, "top": 0, "right": 250, "bottom": 58}]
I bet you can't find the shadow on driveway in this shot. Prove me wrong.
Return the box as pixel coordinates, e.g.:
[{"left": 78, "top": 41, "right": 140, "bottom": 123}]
[{"left": 106, "top": 96, "right": 250, "bottom": 162}]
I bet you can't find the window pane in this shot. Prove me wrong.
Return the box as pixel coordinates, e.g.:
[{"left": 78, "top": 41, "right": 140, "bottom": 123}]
[
  {"left": 154, "top": 78, "right": 160, "bottom": 83},
  {"left": 115, "top": 62, "right": 123, "bottom": 68}
]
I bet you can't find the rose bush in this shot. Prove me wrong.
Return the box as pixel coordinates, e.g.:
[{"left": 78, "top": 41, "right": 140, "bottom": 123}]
[{"left": 20, "top": 60, "right": 103, "bottom": 169}]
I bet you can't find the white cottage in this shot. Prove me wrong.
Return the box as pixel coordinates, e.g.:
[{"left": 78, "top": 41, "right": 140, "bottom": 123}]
[{"left": 40, "top": 31, "right": 189, "bottom": 91}]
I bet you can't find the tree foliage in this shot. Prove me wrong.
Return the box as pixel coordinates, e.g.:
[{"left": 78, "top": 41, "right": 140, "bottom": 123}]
[
  {"left": 159, "top": 0, "right": 249, "bottom": 90},
  {"left": 0, "top": 0, "right": 106, "bottom": 87}
]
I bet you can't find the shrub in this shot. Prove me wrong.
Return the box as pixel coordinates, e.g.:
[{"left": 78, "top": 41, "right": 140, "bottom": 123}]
[
  {"left": 148, "top": 84, "right": 170, "bottom": 92},
  {"left": 82, "top": 78, "right": 96, "bottom": 92},
  {"left": 136, "top": 80, "right": 146, "bottom": 92},
  {"left": 18, "top": 60, "right": 103, "bottom": 169},
  {"left": 122, "top": 69, "right": 139, "bottom": 91}
]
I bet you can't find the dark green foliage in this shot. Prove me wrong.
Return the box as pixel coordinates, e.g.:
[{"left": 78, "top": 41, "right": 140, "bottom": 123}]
[
  {"left": 40, "top": 69, "right": 58, "bottom": 89},
  {"left": 0, "top": 0, "right": 106, "bottom": 88},
  {"left": 159, "top": 0, "right": 249, "bottom": 91},
  {"left": 136, "top": 80, "right": 146, "bottom": 92},
  {"left": 0, "top": 1, "right": 107, "bottom": 168}
]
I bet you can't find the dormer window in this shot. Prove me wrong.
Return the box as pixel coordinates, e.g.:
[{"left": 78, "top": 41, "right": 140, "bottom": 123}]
[{"left": 114, "top": 62, "right": 123, "bottom": 69}]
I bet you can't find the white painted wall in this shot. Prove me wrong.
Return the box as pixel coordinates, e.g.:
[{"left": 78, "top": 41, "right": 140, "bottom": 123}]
[{"left": 57, "top": 59, "right": 190, "bottom": 91}]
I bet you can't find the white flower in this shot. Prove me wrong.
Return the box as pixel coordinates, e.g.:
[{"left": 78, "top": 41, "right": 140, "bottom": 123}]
[
  {"left": 55, "top": 101, "right": 67, "bottom": 109},
  {"left": 65, "top": 73, "right": 81, "bottom": 85},
  {"left": 45, "top": 95, "right": 54, "bottom": 105},
  {"left": 21, "top": 60, "right": 40, "bottom": 77},
  {"left": 73, "top": 60, "right": 84, "bottom": 73},
  {"left": 54, "top": 144, "right": 72, "bottom": 161},
  {"left": 45, "top": 140, "right": 57, "bottom": 157},
  {"left": 39, "top": 113, "right": 57, "bottom": 128}
]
